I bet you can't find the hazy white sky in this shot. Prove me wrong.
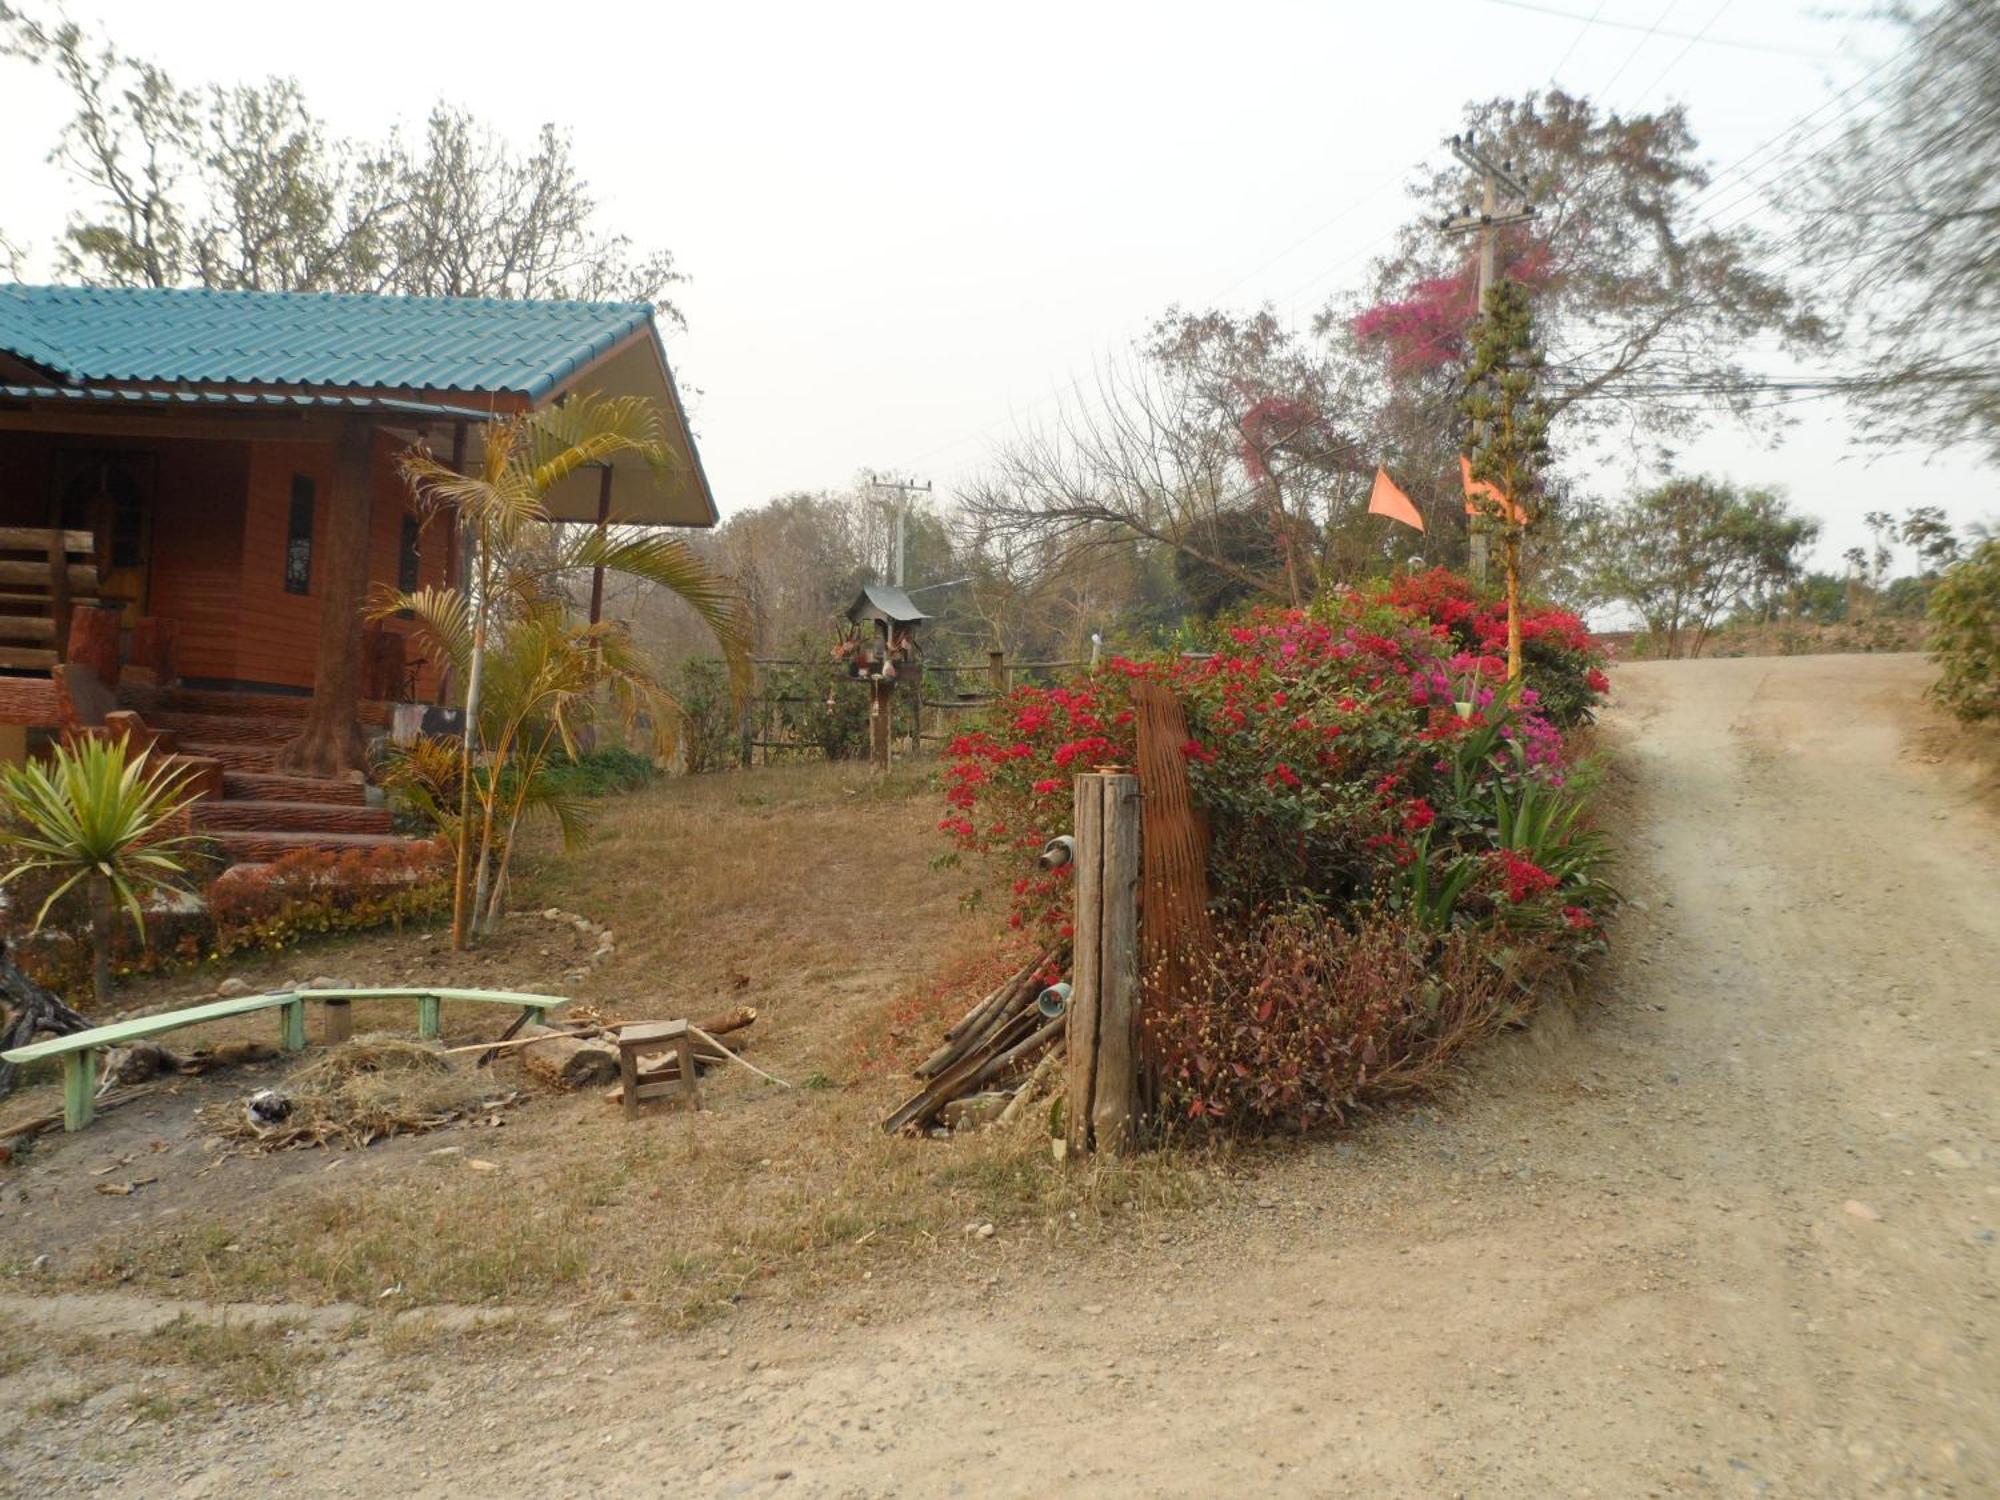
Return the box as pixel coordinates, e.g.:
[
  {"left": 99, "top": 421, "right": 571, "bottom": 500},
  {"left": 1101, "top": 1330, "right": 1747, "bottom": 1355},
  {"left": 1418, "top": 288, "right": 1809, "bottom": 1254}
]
[{"left": 3, "top": 0, "right": 1993, "bottom": 570}]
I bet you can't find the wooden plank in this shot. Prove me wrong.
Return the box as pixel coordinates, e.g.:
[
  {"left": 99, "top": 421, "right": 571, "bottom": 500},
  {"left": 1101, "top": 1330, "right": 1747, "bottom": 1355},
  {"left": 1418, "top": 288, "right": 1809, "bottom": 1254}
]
[
  {"left": 0, "top": 528, "right": 94, "bottom": 554},
  {"left": 1090, "top": 774, "right": 1142, "bottom": 1154},
  {"left": 0, "top": 560, "right": 98, "bottom": 590},
  {"left": 1066, "top": 776, "right": 1105, "bottom": 1155},
  {"left": 0, "top": 646, "right": 57, "bottom": 670},
  {"left": 3, "top": 992, "right": 299, "bottom": 1063},
  {"left": 0, "top": 616, "right": 55, "bottom": 642}
]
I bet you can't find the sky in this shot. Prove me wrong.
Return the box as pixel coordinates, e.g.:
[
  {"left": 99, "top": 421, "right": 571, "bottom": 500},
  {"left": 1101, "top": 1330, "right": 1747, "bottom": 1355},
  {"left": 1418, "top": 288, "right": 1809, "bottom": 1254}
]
[{"left": 3, "top": 0, "right": 1993, "bottom": 574}]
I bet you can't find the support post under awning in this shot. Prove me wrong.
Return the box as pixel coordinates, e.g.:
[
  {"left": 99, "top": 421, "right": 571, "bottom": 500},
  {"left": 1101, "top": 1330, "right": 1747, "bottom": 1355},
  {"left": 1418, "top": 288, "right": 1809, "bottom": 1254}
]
[{"left": 588, "top": 464, "right": 612, "bottom": 626}]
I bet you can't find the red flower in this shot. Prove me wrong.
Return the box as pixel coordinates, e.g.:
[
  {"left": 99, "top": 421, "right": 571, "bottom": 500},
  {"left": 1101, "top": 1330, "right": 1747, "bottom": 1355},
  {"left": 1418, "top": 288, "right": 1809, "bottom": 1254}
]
[
  {"left": 1267, "top": 762, "right": 1302, "bottom": 789},
  {"left": 1563, "top": 905, "right": 1596, "bottom": 930},
  {"left": 1401, "top": 798, "right": 1436, "bottom": 833},
  {"left": 1491, "top": 849, "right": 1559, "bottom": 903}
]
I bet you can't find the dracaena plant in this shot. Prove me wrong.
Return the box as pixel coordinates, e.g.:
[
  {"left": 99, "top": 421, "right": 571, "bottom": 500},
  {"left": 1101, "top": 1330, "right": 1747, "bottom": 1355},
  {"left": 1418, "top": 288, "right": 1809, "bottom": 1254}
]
[{"left": 0, "top": 738, "right": 202, "bottom": 1003}]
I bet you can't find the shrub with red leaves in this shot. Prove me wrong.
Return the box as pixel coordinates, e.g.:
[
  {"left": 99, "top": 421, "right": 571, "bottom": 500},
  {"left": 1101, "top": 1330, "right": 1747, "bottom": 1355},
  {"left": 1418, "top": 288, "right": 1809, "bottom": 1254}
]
[{"left": 1147, "top": 903, "right": 1544, "bottom": 1131}]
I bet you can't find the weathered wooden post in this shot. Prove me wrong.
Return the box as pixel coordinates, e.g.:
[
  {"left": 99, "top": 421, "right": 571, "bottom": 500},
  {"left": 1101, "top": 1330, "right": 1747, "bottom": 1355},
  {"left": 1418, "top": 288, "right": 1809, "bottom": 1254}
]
[
  {"left": 1067, "top": 771, "right": 1141, "bottom": 1155},
  {"left": 870, "top": 679, "right": 893, "bottom": 770},
  {"left": 988, "top": 648, "right": 1008, "bottom": 699}
]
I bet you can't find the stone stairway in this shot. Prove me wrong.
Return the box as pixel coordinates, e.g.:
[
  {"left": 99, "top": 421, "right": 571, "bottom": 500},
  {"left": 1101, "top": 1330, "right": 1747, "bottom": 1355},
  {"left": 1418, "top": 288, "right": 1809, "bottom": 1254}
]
[{"left": 118, "top": 688, "right": 412, "bottom": 869}]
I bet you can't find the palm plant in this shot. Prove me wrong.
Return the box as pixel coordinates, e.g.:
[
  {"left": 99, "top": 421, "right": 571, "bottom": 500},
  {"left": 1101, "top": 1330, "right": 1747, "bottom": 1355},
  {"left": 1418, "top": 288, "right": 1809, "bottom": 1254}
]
[
  {"left": 387, "top": 393, "right": 751, "bottom": 947},
  {"left": 0, "top": 739, "right": 201, "bottom": 1002}
]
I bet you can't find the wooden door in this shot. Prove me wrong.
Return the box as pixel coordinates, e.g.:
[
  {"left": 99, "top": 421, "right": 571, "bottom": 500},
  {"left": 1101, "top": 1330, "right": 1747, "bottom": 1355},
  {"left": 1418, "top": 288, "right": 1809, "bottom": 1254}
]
[{"left": 55, "top": 450, "right": 155, "bottom": 625}]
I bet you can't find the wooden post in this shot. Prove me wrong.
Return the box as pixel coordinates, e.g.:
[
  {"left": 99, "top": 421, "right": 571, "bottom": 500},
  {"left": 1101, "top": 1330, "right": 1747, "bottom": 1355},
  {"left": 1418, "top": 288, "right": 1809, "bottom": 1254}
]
[
  {"left": 588, "top": 463, "right": 613, "bottom": 626},
  {"left": 988, "top": 648, "right": 1007, "bottom": 698},
  {"left": 46, "top": 527, "right": 73, "bottom": 662},
  {"left": 908, "top": 660, "right": 925, "bottom": 753},
  {"left": 323, "top": 999, "right": 353, "bottom": 1046},
  {"left": 870, "top": 679, "right": 893, "bottom": 770},
  {"left": 1066, "top": 772, "right": 1141, "bottom": 1155}
]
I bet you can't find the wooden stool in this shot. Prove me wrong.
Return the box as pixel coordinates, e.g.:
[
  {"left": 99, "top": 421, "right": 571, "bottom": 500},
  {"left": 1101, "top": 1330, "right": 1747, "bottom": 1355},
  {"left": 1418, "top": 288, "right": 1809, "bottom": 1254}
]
[{"left": 616, "top": 1020, "right": 699, "bottom": 1120}]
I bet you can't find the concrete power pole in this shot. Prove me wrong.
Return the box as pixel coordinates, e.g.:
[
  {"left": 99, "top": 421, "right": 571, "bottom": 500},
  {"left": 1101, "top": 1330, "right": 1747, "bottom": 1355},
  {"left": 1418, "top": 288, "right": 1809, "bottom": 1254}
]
[
  {"left": 864, "top": 474, "right": 933, "bottom": 587},
  {"left": 1442, "top": 131, "right": 1535, "bottom": 588}
]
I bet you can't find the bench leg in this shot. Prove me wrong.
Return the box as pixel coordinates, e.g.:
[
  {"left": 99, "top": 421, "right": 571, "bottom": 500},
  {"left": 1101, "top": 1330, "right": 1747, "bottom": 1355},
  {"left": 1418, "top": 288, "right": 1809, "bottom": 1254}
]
[
  {"left": 619, "top": 1044, "right": 640, "bottom": 1122},
  {"left": 323, "top": 999, "right": 353, "bottom": 1046},
  {"left": 280, "top": 999, "right": 307, "bottom": 1053},
  {"left": 62, "top": 1050, "right": 97, "bottom": 1132},
  {"left": 417, "top": 994, "right": 442, "bottom": 1040}
]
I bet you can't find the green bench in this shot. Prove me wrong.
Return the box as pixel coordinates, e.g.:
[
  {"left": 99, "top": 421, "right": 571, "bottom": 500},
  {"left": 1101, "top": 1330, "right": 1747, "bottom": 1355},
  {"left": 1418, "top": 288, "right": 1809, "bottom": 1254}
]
[{"left": 1, "top": 986, "right": 568, "bottom": 1132}]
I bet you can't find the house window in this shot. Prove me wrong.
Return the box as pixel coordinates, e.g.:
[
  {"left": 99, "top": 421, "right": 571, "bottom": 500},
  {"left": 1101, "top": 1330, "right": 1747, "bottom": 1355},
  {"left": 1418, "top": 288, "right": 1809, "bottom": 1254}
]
[
  {"left": 398, "top": 515, "right": 422, "bottom": 594},
  {"left": 284, "top": 476, "right": 315, "bottom": 595}
]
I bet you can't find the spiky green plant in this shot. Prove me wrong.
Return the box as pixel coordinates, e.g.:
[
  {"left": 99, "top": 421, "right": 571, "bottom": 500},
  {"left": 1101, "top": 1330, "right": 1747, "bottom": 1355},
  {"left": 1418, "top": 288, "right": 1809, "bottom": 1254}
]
[{"left": 0, "top": 739, "right": 201, "bottom": 1002}]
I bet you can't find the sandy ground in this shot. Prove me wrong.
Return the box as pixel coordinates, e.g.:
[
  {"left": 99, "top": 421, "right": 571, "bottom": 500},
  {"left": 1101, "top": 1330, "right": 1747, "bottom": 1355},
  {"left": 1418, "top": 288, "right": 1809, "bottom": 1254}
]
[{"left": 3, "top": 651, "right": 1996, "bottom": 1498}]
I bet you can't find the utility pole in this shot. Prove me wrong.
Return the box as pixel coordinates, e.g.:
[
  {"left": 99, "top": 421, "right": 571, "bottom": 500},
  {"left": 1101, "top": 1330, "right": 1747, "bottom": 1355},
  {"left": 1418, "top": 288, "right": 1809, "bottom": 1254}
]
[
  {"left": 863, "top": 473, "right": 933, "bottom": 588},
  {"left": 1442, "top": 130, "right": 1534, "bottom": 587}
]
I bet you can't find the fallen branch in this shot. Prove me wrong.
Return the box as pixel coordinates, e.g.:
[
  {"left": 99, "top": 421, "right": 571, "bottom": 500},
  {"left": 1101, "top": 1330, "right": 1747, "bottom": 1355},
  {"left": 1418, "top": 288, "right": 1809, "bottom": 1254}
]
[{"left": 689, "top": 1025, "right": 791, "bottom": 1089}]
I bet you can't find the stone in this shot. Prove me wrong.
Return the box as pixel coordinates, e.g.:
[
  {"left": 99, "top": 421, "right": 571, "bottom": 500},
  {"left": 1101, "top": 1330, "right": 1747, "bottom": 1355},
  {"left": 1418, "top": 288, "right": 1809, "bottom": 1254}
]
[
  {"left": 1928, "top": 1147, "right": 1971, "bottom": 1170},
  {"left": 301, "top": 976, "right": 351, "bottom": 991},
  {"left": 215, "top": 977, "right": 252, "bottom": 998},
  {"left": 1842, "top": 1200, "right": 1881, "bottom": 1222}
]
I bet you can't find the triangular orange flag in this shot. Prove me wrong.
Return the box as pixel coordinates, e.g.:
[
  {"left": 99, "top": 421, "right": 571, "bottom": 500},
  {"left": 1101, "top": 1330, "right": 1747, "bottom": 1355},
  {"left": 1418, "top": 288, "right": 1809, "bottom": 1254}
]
[
  {"left": 1367, "top": 467, "right": 1425, "bottom": 532},
  {"left": 1460, "top": 454, "right": 1525, "bottom": 525}
]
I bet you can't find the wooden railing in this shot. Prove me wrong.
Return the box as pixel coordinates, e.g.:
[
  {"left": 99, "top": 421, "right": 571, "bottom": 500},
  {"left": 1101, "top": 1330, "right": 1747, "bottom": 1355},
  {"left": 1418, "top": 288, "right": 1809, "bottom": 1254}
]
[{"left": 0, "top": 527, "right": 99, "bottom": 672}]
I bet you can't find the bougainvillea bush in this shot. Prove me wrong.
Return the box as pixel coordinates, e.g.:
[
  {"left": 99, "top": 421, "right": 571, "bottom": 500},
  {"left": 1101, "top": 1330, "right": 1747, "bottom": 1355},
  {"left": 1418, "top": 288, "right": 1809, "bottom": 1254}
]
[{"left": 939, "top": 570, "right": 1613, "bottom": 1131}]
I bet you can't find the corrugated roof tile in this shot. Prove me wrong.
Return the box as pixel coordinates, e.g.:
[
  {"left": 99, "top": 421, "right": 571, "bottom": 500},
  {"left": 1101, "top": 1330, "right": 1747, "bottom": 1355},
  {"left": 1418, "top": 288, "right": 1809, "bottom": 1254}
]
[{"left": 0, "top": 284, "right": 655, "bottom": 399}]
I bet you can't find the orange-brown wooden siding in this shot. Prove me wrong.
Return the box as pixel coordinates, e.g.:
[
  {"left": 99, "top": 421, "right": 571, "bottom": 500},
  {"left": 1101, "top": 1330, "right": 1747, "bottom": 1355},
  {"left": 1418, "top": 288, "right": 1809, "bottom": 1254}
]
[
  {"left": 235, "top": 434, "right": 446, "bottom": 695},
  {"left": 0, "top": 427, "right": 447, "bottom": 698},
  {"left": 147, "top": 440, "right": 249, "bottom": 681}
]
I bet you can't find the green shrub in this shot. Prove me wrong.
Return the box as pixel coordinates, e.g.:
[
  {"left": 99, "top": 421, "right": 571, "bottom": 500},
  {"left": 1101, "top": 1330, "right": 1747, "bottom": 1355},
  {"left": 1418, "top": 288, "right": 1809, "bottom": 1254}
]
[
  {"left": 539, "top": 747, "right": 658, "bottom": 797},
  {"left": 1928, "top": 538, "right": 2000, "bottom": 723},
  {"left": 673, "top": 657, "right": 742, "bottom": 774}
]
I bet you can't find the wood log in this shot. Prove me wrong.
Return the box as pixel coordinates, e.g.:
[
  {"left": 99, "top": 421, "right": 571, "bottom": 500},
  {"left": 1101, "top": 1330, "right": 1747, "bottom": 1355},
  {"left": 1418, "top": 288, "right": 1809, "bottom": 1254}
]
[
  {"left": 937, "top": 1093, "right": 1012, "bottom": 1130},
  {"left": 882, "top": 1006, "right": 1042, "bottom": 1135},
  {"left": 916, "top": 961, "right": 1045, "bottom": 1079},
  {"left": 517, "top": 1023, "right": 620, "bottom": 1088}
]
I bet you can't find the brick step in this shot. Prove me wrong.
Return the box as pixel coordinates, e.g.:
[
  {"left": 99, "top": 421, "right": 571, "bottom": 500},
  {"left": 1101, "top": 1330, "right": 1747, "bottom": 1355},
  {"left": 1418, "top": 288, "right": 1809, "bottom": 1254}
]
[
  {"left": 222, "top": 770, "right": 368, "bottom": 806},
  {"left": 147, "top": 711, "right": 299, "bottom": 747},
  {"left": 191, "top": 799, "right": 393, "bottom": 835},
  {"left": 204, "top": 829, "right": 416, "bottom": 865},
  {"left": 177, "top": 740, "right": 280, "bottom": 773},
  {"left": 145, "top": 688, "right": 395, "bottom": 727}
]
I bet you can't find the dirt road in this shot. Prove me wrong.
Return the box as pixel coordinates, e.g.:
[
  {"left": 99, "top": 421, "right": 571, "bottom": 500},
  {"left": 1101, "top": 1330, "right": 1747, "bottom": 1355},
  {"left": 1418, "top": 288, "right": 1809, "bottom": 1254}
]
[{"left": 8, "top": 653, "right": 1997, "bottom": 1497}]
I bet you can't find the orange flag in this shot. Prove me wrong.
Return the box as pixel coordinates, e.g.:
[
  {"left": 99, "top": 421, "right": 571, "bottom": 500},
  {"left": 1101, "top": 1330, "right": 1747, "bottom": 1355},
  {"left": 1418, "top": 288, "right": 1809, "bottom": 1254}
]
[
  {"left": 1367, "top": 467, "right": 1425, "bottom": 532},
  {"left": 1460, "top": 454, "right": 1525, "bottom": 525}
]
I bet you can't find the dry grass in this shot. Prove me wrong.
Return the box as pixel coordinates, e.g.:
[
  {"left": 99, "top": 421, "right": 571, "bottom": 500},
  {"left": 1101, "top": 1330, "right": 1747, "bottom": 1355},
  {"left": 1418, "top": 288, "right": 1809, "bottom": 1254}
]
[
  {"left": 204, "top": 1034, "right": 507, "bottom": 1148},
  {"left": 41, "top": 760, "right": 1226, "bottom": 1328}
]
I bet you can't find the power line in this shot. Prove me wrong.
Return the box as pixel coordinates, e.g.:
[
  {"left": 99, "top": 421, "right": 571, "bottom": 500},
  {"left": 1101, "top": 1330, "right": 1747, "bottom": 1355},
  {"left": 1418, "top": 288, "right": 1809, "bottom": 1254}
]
[{"left": 1483, "top": 0, "right": 1841, "bottom": 58}]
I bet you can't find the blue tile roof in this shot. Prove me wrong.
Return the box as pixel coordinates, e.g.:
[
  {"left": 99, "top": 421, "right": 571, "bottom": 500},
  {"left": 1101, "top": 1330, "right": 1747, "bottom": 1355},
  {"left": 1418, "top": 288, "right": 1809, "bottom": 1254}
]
[
  {"left": 0, "top": 384, "right": 502, "bottom": 421},
  {"left": 0, "top": 284, "right": 656, "bottom": 400}
]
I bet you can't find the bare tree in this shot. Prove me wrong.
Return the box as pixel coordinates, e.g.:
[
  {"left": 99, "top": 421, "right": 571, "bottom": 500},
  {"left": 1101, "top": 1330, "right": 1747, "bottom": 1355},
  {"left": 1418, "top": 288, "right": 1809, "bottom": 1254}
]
[
  {"left": 0, "top": 4, "right": 683, "bottom": 314},
  {"left": 1797, "top": 0, "right": 2000, "bottom": 461}
]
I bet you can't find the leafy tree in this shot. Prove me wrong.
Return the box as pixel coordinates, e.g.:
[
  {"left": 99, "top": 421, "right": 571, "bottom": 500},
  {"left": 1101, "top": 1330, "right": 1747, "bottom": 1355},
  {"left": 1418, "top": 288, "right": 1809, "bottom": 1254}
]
[
  {"left": 1462, "top": 279, "right": 1551, "bottom": 682},
  {"left": 1350, "top": 89, "right": 1825, "bottom": 443},
  {"left": 0, "top": 739, "right": 199, "bottom": 1002},
  {"left": 1901, "top": 505, "right": 1961, "bottom": 575},
  {"left": 1588, "top": 478, "right": 1820, "bottom": 657},
  {"left": 1927, "top": 536, "right": 2000, "bottom": 721},
  {"left": 0, "top": 5, "right": 682, "bottom": 312},
  {"left": 1799, "top": 0, "right": 2000, "bottom": 460},
  {"left": 392, "top": 395, "right": 751, "bottom": 946}
]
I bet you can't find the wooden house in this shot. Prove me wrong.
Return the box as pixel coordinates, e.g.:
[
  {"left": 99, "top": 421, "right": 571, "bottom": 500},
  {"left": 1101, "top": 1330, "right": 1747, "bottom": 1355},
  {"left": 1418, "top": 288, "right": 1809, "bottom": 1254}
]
[{"left": 0, "top": 284, "right": 717, "bottom": 865}]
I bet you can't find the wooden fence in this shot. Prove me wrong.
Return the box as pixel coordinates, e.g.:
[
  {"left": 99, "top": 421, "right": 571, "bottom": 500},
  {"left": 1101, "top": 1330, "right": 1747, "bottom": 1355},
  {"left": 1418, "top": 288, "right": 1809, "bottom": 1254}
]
[{"left": 732, "top": 649, "right": 1092, "bottom": 766}]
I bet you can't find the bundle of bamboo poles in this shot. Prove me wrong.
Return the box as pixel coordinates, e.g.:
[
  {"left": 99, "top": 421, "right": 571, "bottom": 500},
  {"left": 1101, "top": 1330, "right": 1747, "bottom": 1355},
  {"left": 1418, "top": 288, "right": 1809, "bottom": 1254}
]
[{"left": 882, "top": 950, "right": 1065, "bottom": 1135}]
